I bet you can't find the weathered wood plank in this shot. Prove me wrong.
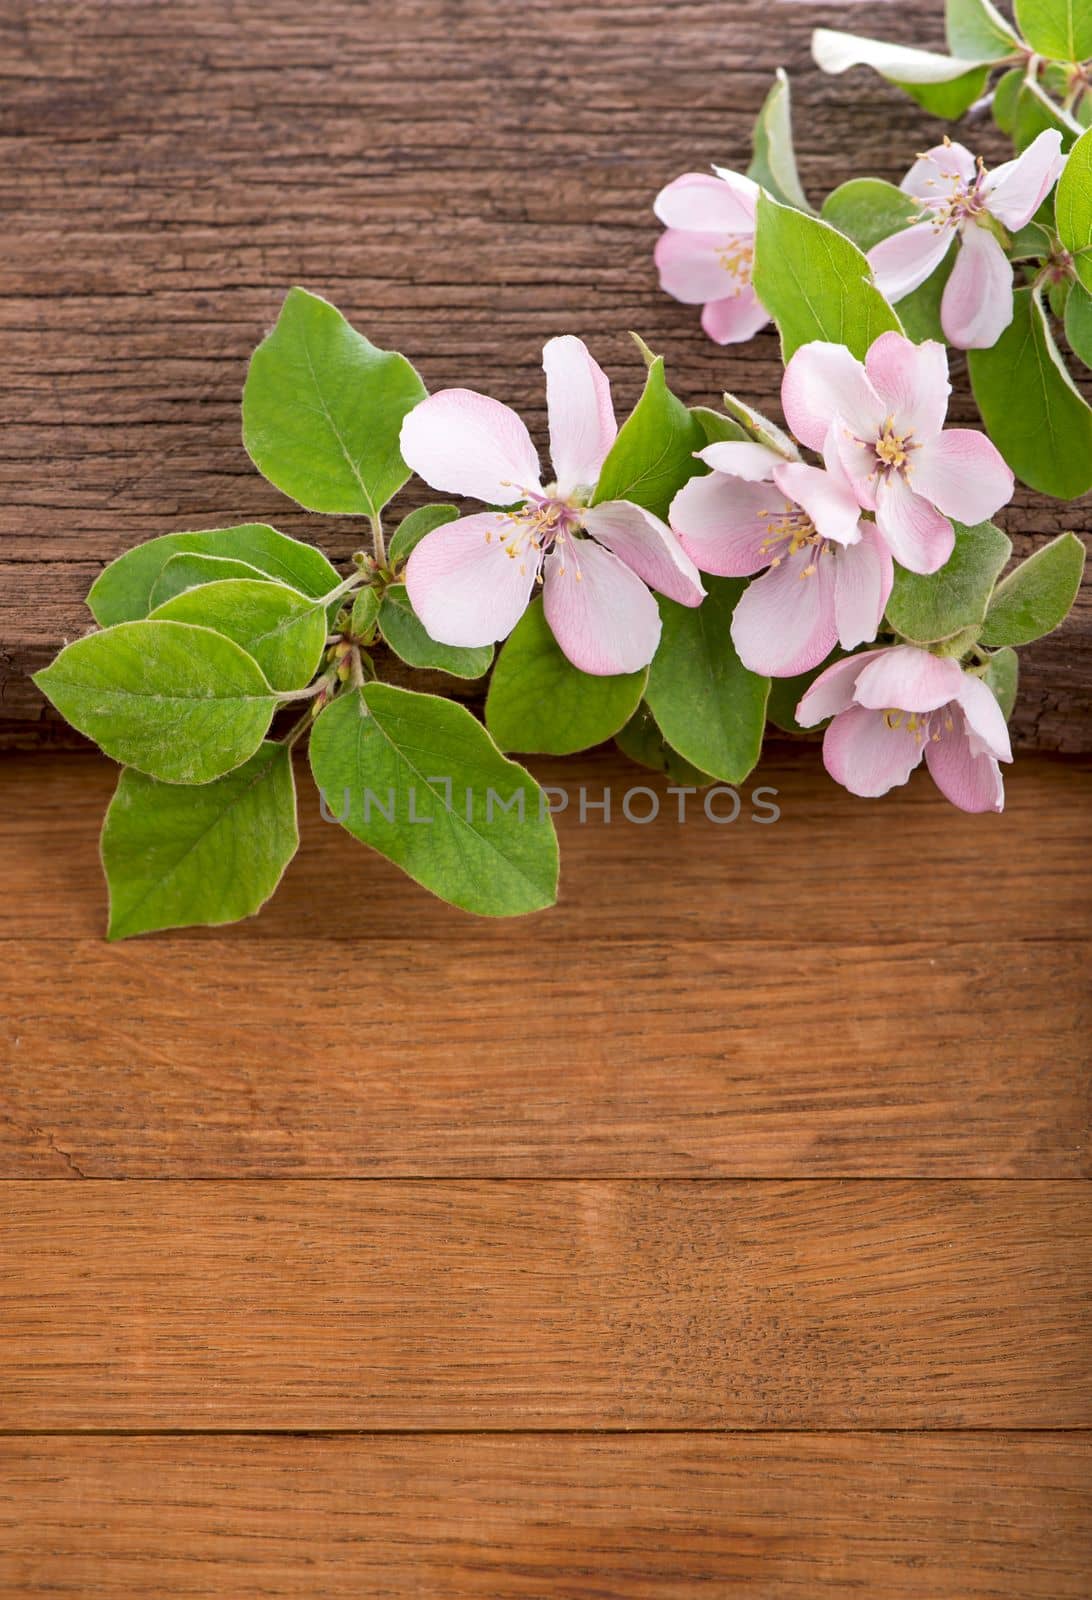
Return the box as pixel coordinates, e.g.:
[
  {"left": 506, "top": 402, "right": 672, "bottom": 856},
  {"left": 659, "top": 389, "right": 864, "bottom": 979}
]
[
  {"left": 0, "top": 0, "right": 1088, "bottom": 748},
  {"left": 1, "top": 1181, "right": 1088, "bottom": 1430},
  {"left": 1, "top": 1433, "right": 1089, "bottom": 1599}
]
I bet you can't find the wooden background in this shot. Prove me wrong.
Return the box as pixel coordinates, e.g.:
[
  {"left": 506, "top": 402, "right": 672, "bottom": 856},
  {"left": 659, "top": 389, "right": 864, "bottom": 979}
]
[
  {"left": 1, "top": 2, "right": 1090, "bottom": 1596},
  {"left": 0, "top": 0, "right": 1089, "bottom": 748}
]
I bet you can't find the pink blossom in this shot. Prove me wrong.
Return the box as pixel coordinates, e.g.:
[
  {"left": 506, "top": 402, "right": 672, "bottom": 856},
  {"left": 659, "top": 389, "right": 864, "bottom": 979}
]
[
  {"left": 653, "top": 170, "right": 771, "bottom": 345},
  {"left": 670, "top": 436, "right": 893, "bottom": 677},
  {"left": 782, "top": 332, "right": 1013, "bottom": 574},
  {"left": 796, "top": 645, "right": 1012, "bottom": 812},
  {"left": 399, "top": 337, "right": 704, "bottom": 676},
  {"left": 869, "top": 131, "right": 1064, "bottom": 349}
]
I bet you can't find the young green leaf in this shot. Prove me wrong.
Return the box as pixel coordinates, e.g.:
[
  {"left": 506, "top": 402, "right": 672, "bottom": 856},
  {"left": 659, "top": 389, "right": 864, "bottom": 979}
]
[
  {"left": 644, "top": 578, "right": 770, "bottom": 783},
  {"left": 982, "top": 646, "right": 1020, "bottom": 719},
  {"left": 1065, "top": 280, "right": 1092, "bottom": 366},
  {"left": 1014, "top": 0, "right": 1092, "bottom": 61},
  {"left": 753, "top": 191, "right": 903, "bottom": 360},
  {"left": 33, "top": 621, "right": 278, "bottom": 783},
  {"left": 242, "top": 287, "right": 427, "bottom": 516},
  {"left": 946, "top": 0, "right": 1021, "bottom": 57},
  {"left": 615, "top": 702, "right": 713, "bottom": 786},
  {"left": 88, "top": 524, "right": 339, "bottom": 626},
  {"left": 993, "top": 66, "right": 1025, "bottom": 133},
  {"left": 1055, "top": 126, "right": 1092, "bottom": 292},
  {"left": 101, "top": 742, "right": 298, "bottom": 940},
  {"left": 690, "top": 406, "right": 749, "bottom": 448},
  {"left": 719, "top": 392, "right": 798, "bottom": 458},
  {"left": 746, "top": 68, "right": 811, "bottom": 212},
  {"left": 592, "top": 354, "right": 705, "bottom": 520},
  {"left": 350, "top": 585, "right": 381, "bottom": 638},
  {"left": 379, "top": 583, "right": 493, "bottom": 679},
  {"left": 968, "top": 287, "right": 1092, "bottom": 499},
  {"left": 148, "top": 553, "right": 277, "bottom": 610},
  {"left": 980, "top": 532, "right": 1087, "bottom": 646},
  {"left": 811, "top": 28, "right": 992, "bottom": 117},
  {"left": 150, "top": 579, "right": 327, "bottom": 692},
  {"left": 820, "top": 178, "right": 919, "bottom": 252},
  {"left": 885, "top": 521, "right": 1013, "bottom": 644},
  {"left": 388, "top": 503, "right": 460, "bottom": 567},
  {"left": 309, "top": 683, "right": 559, "bottom": 917},
  {"left": 485, "top": 597, "right": 646, "bottom": 754}
]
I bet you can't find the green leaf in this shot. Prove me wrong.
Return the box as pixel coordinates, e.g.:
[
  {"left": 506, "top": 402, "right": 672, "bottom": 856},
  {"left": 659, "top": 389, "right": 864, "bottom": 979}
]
[
  {"left": 1015, "top": 0, "right": 1092, "bottom": 61},
  {"left": 746, "top": 68, "right": 811, "bottom": 211},
  {"left": 644, "top": 578, "right": 770, "bottom": 783},
  {"left": 1065, "top": 280, "right": 1092, "bottom": 365},
  {"left": 592, "top": 354, "right": 704, "bottom": 520},
  {"left": 811, "top": 28, "right": 992, "bottom": 116},
  {"left": 968, "top": 287, "right": 1092, "bottom": 498},
  {"left": 1014, "top": 78, "right": 1084, "bottom": 151},
  {"left": 615, "top": 702, "right": 714, "bottom": 785},
  {"left": 150, "top": 579, "right": 327, "bottom": 692},
  {"left": 980, "top": 532, "right": 1087, "bottom": 645},
  {"left": 898, "top": 252, "right": 956, "bottom": 344},
  {"left": 379, "top": 583, "right": 493, "bottom": 679},
  {"left": 350, "top": 585, "right": 381, "bottom": 638},
  {"left": 946, "top": 0, "right": 1021, "bottom": 56},
  {"left": 148, "top": 553, "right": 276, "bottom": 610},
  {"left": 33, "top": 621, "right": 277, "bottom": 783},
  {"left": 820, "top": 177, "right": 918, "bottom": 252},
  {"left": 753, "top": 191, "right": 903, "bottom": 360},
  {"left": 982, "top": 647, "right": 1020, "bottom": 719},
  {"left": 1056, "top": 127, "right": 1092, "bottom": 291},
  {"left": 388, "top": 503, "right": 460, "bottom": 567},
  {"left": 886, "top": 521, "right": 1013, "bottom": 644},
  {"left": 993, "top": 66, "right": 1024, "bottom": 133},
  {"left": 88, "top": 524, "right": 339, "bottom": 626},
  {"left": 485, "top": 597, "right": 646, "bottom": 754},
  {"left": 309, "top": 683, "right": 559, "bottom": 917},
  {"left": 691, "top": 406, "right": 748, "bottom": 447},
  {"left": 101, "top": 743, "right": 298, "bottom": 940},
  {"left": 242, "top": 287, "right": 427, "bottom": 517}
]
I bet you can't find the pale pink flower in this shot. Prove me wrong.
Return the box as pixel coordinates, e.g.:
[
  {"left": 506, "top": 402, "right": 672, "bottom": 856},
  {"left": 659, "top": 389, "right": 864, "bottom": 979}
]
[
  {"left": 400, "top": 337, "right": 704, "bottom": 676},
  {"left": 782, "top": 332, "right": 1013, "bottom": 575},
  {"left": 670, "top": 437, "right": 893, "bottom": 677},
  {"left": 869, "top": 131, "right": 1064, "bottom": 349},
  {"left": 653, "top": 169, "right": 771, "bottom": 345},
  {"left": 796, "top": 644, "right": 1012, "bottom": 812}
]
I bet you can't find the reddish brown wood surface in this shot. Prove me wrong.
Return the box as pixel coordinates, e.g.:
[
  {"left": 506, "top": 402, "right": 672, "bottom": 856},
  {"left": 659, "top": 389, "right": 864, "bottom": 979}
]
[
  {"left": 2, "top": 1434, "right": 1089, "bottom": 1599},
  {"left": 2, "top": 750, "right": 1089, "bottom": 1179},
  {"left": 0, "top": 0, "right": 1089, "bottom": 749}
]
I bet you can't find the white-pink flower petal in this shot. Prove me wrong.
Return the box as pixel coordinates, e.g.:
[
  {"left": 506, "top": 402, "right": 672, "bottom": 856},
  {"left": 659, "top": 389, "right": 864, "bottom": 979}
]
[
  {"left": 730, "top": 550, "right": 838, "bottom": 677},
  {"left": 697, "top": 440, "right": 781, "bottom": 480},
  {"left": 542, "top": 538, "right": 662, "bottom": 675},
  {"left": 956, "top": 673, "right": 1013, "bottom": 763},
  {"left": 542, "top": 335, "right": 617, "bottom": 498},
  {"left": 796, "top": 652, "right": 882, "bottom": 726},
  {"left": 901, "top": 141, "right": 977, "bottom": 201},
  {"left": 940, "top": 223, "right": 1014, "bottom": 349},
  {"left": 773, "top": 459, "right": 862, "bottom": 546},
  {"left": 824, "top": 703, "right": 928, "bottom": 797},
  {"left": 669, "top": 472, "right": 773, "bottom": 576},
  {"left": 925, "top": 720, "right": 1005, "bottom": 812},
  {"left": 853, "top": 644, "right": 964, "bottom": 713},
  {"left": 864, "top": 333, "right": 951, "bottom": 442},
  {"left": 912, "top": 428, "right": 1014, "bottom": 525},
  {"left": 654, "top": 228, "right": 741, "bottom": 305},
  {"left": 405, "top": 512, "right": 539, "bottom": 648},
  {"left": 833, "top": 527, "right": 894, "bottom": 652},
  {"left": 700, "top": 288, "right": 770, "bottom": 345},
  {"left": 654, "top": 170, "right": 757, "bottom": 234},
  {"left": 583, "top": 500, "right": 705, "bottom": 607},
  {"left": 984, "top": 130, "right": 1064, "bottom": 231},
  {"left": 869, "top": 221, "right": 954, "bottom": 302},
  {"left": 874, "top": 473, "right": 955, "bottom": 574},
  {"left": 400, "top": 389, "right": 541, "bottom": 506},
  {"left": 781, "top": 342, "right": 884, "bottom": 452}
]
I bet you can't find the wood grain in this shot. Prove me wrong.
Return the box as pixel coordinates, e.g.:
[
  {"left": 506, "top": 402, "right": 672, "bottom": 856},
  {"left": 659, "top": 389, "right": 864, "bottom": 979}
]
[
  {"left": 4, "top": 937, "right": 1087, "bottom": 1179},
  {"left": 1, "top": 0, "right": 1089, "bottom": 750},
  {"left": 2, "top": 1433, "right": 1089, "bottom": 1599},
  {"left": 3, "top": 748, "right": 1091, "bottom": 946},
  {"left": 2, "top": 1181, "right": 1088, "bottom": 1431}
]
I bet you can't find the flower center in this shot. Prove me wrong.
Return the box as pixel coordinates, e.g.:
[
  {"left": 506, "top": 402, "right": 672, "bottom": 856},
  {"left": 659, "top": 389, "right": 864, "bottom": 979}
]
[
  {"left": 873, "top": 417, "right": 916, "bottom": 477},
  {"left": 759, "top": 501, "right": 825, "bottom": 577},
  {"left": 915, "top": 142, "right": 988, "bottom": 233},
  {"left": 715, "top": 235, "right": 754, "bottom": 295},
  {"left": 484, "top": 492, "right": 585, "bottom": 579},
  {"left": 882, "top": 706, "right": 956, "bottom": 743}
]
